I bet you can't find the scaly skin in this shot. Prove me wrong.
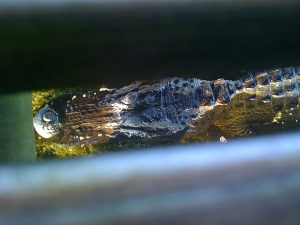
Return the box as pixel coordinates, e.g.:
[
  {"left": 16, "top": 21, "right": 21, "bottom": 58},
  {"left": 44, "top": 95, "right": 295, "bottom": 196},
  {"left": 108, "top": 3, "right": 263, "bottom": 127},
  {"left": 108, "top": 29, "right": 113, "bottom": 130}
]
[{"left": 33, "top": 67, "right": 300, "bottom": 145}]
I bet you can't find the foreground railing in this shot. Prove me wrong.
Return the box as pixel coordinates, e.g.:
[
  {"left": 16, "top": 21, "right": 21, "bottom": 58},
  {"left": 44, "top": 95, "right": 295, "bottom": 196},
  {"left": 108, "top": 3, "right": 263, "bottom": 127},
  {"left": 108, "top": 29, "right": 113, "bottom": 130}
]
[{"left": 1, "top": 132, "right": 300, "bottom": 225}]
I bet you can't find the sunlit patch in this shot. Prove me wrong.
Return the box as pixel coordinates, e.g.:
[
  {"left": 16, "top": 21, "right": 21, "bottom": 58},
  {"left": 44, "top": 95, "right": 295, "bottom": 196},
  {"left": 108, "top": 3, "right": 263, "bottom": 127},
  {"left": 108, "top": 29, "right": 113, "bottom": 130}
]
[
  {"left": 99, "top": 87, "right": 110, "bottom": 91},
  {"left": 272, "top": 111, "right": 282, "bottom": 123},
  {"left": 219, "top": 136, "right": 227, "bottom": 143}
]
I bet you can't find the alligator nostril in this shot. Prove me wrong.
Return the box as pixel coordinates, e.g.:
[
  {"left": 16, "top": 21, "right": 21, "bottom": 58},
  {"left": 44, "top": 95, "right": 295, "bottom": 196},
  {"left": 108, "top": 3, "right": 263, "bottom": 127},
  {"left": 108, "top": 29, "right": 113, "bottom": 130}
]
[{"left": 43, "top": 111, "right": 57, "bottom": 122}]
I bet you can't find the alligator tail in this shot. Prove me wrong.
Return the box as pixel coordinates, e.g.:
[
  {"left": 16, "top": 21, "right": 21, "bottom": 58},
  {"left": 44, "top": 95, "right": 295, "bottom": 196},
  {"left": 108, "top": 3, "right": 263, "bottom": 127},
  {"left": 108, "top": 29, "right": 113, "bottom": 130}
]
[{"left": 209, "top": 67, "right": 300, "bottom": 111}]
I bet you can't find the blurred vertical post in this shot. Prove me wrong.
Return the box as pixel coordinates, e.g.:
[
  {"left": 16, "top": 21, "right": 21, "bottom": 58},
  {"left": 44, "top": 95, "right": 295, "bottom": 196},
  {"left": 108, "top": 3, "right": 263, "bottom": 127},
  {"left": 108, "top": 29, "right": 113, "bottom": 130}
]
[{"left": 0, "top": 92, "right": 36, "bottom": 162}]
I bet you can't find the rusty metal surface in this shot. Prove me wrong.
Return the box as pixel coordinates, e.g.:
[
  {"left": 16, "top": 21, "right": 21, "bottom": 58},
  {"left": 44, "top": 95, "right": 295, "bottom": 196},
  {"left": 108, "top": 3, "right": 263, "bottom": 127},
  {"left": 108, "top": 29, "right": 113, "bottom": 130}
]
[{"left": 1, "top": 132, "right": 300, "bottom": 225}]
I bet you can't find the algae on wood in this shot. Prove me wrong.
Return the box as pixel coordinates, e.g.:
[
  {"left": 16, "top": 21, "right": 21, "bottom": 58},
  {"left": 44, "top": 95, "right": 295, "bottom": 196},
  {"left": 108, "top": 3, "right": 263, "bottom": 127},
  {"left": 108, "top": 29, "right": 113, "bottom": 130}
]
[{"left": 0, "top": 92, "right": 36, "bottom": 162}]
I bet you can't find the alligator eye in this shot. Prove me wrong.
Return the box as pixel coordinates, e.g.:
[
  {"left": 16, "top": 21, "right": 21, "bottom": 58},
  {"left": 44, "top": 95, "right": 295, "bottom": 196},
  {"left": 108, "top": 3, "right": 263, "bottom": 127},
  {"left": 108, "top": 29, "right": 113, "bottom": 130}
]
[
  {"left": 121, "top": 92, "right": 138, "bottom": 105},
  {"left": 42, "top": 110, "right": 57, "bottom": 122}
]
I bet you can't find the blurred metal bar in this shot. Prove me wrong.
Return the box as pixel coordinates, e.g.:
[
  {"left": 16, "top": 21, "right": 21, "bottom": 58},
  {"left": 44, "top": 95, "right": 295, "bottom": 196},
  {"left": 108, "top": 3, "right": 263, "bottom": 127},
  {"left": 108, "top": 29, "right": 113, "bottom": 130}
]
[
  {"left": 1, "top": 132, "right": 300, "bottom": 225},
  {"left": 0, "top": 1, "right": 300, "bottom": 92},
  {"left": 0, "top": 92, "right": 36, "bottom": 162}
]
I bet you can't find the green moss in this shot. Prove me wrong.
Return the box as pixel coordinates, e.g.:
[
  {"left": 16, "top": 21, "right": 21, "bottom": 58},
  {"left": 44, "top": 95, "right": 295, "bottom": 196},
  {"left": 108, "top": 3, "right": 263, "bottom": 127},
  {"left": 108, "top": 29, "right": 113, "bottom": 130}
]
[
  {"left": 32, "top": 89, "right": 55, "bottom": 115},
  {"left": 36, "top": 138, "right": 96, "bottom": 159}
]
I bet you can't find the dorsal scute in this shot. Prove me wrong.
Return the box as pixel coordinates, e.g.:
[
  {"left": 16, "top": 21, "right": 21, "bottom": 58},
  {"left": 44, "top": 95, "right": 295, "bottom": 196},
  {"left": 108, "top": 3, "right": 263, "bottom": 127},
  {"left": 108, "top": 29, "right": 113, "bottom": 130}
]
[
  {"left": 212, "top": 79, "right": 237, "bottom": 105},
  {"left": 240, "top": 67, "right": 299, "bottom": 109}
]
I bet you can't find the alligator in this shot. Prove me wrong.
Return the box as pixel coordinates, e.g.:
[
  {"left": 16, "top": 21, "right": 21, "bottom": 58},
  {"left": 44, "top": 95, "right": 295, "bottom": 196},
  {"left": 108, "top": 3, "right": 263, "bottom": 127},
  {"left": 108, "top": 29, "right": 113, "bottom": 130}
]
[{"left": 33, "top": 66, "right": 300, "bottom": 146}]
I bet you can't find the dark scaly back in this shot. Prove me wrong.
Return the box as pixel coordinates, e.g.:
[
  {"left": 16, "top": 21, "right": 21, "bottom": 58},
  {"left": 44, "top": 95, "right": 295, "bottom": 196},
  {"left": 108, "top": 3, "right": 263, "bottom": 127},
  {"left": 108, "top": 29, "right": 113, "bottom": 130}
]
[
  {"left": 182, "top": 67, "right": 300, "bottom": 142},
  {"left": 52, "top": 78, "right": 219, "bottom": 145},
  {"left": 234, "top": 67, "right": 299, "bottom": 110},
  {"left": 41, "top": 66, "right": 300, "bottom": 145}
]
